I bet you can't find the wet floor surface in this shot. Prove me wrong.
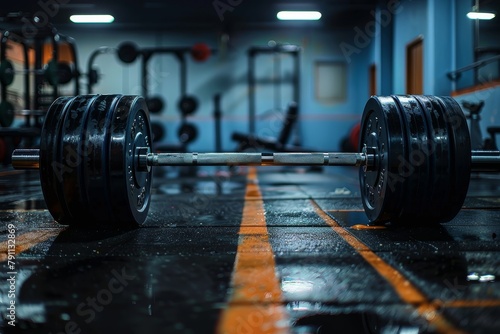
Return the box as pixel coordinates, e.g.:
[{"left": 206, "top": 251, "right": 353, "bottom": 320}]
[{"left": 0, "top": 167, "right": 499, "bottom": 333}]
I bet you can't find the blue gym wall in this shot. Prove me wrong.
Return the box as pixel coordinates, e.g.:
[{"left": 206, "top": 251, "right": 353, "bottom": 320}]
[
  {"left": 61, "top": 26, "right": 372, "bottom": 152},
  {"left": 56, "top": 0, "right": 490, "bottom": 152}
]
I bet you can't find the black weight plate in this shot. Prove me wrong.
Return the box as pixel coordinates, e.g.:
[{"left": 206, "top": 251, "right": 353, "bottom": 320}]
[
  {"left": 57, "top": 95, "right": 98, "bottom": 225},
  {"left": 57, "top": 62, "right": 74, "bottom": 85},
  {"left": 108, "top": 96, "right": 152, "bottom": 226},
  {"left": 178, "top": 122, "right": 198, "bottom": 144},
  {"left": 391, "top": 95, "right": 430, "bottom": 223},
  {"left": 117, "top": 42, "right": 139, "bottom": 64},
  {"left": 83, "top": 94, "right": 121, "bottom": 225},
  {"left": 39, "top": 96, "right": 75, "bottom": 224},
  {"left": 44, "top": 59, "right": 59, "bottom": 86},
  {"left": 151, "top": 121, "right": 165, "bottom": 142},
  {"left": 178, "top": 95, "right": 198, "bottom": 116},
  {"left": 0, "top": 138, "right": 5, "bottom": 163},
  {"left": 0, "top": 60, "right": 14, "bottom": 86},
  {"left": 0, "top": 100, "right": 15, "bottom": 127},
  {"left": 414, "top": 95, "right": 451, "bottom": 223},
  {"left": 88, "top": 68, "right": 99, "bottom": 85},
  {"left": 359, "top": 96, "right": 406, "bottom": 223},
  {"left": 146, "top": 96, "right": 164, "bottom": 113},
  {"left": 432, "top": 96, "right": 471, "bottom": 222}
]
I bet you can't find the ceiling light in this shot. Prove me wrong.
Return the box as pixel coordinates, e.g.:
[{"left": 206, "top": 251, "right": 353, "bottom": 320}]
[
  {"left": 467, "top": 11, "right": 495, "bottom": 20},
  {"left": 277, "top": 11, "right": 322, "bottom": 21},
  {"left": 70, "top": 15, "right": 115, "bottom": 23}
]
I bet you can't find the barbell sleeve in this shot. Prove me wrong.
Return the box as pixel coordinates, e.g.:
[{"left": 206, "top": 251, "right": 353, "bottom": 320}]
[{"left": 11, "top": 149, "right": 40, "bottom": 169}]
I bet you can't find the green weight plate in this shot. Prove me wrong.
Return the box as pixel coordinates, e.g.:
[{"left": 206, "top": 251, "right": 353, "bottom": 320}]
[
  {"left": 44, "top": 59, "right": 58, "bottom": 86},
  {"left": 108, "top": 95, "right": 152, "bottom": 226},
  {"left": 0, "top": 100, "right": 15, "bottom": 127},
  {"left": 44, "top": 59, "right": 73, "bottom": 86},
  {"left": 0, "top": 60, "right": 14, "bottom": 86}
]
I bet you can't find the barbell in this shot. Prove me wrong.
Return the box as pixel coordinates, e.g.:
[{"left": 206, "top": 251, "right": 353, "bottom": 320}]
[
  {"left": 11, "top": 94, "right": 500, "bottom": 228},
  {"left": 0, "top": 59, "right": 74, "bottom": 87}
]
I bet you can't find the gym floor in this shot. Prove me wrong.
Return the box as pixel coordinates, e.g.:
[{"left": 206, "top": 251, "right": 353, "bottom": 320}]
[{"left": 1, "top": 166, "right": 499, "bottom": 334}]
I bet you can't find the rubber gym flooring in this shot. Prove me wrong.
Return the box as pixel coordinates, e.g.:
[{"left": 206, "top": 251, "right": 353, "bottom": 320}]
[{"left": 0, "top": 166, "right": 499, "bottom": 334}]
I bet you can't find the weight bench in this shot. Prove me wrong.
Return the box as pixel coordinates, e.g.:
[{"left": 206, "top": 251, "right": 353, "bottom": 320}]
[
  {"left": 231, "top": 102, "right": 301, "bottom": 151},
  {"left": 485, "top": 126, "right": 500, "bottom": 150}
]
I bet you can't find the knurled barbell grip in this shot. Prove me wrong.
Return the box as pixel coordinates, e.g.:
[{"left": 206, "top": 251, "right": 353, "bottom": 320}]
[{"left": 145, "top": 152, "right": 368, "bottom": 167}]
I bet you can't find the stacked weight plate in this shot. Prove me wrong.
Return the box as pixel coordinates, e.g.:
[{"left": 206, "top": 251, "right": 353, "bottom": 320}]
[
  {"left": 40, "top": 95, "right": 152, "bottom": 227},
  {"left": 359, "top": 95, "right": 471, "bottom": 225}
]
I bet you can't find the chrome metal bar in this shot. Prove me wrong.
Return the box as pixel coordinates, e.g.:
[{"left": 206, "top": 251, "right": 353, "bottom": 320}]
[
  {"left": 12, "top": 148, "right": 500, "bottom": 173},
  {"left": 471, "top": 150, "right": 500, "bottom": 171},
  {"left": 11, "top": 149, "right": 40, "bottom": 169},
  {"left": 147, "top": 152, "right": 368, "bottom": 167}
]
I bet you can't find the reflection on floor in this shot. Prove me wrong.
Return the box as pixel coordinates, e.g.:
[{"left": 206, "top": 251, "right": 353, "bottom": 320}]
[{"left": 0, "top": 166, "right": 499, "bottom": 333}]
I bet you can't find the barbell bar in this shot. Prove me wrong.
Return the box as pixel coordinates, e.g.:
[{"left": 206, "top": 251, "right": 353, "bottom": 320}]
[
  {"left": 10, "top": 94, "right": 500, "bottom": 228},
  {"left": 11, "top": 150, "right": 369, "bottom": 168}
]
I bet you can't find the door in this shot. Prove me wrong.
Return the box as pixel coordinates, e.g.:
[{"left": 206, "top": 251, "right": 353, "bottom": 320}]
[
  {"left": 369, "top": 63, "right": 377, "bottom": 96},
  {"left": 406, "top": 37, "right": 423, "bottom": 94}
]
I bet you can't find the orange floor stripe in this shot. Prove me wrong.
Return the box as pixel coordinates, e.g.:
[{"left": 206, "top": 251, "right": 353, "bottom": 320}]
[
  {"left": 439, "top": 300, "right": 500, "bottom": 308},
  {"left": 312, "top": 200, "right": 466, "bottom": 334},
  {"left": 0, "top": 228, "right": 64, "bottom": 262},
  {"left": 217, "top": 168, "right": 289, "bottom": 334}
]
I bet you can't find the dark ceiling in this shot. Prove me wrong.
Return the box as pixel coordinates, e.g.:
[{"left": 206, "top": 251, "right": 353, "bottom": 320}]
[{"left": 1, "top": 0, "right": 383, "bottom": 30}]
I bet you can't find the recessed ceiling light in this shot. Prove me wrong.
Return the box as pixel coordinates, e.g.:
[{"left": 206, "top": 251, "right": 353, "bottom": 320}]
[
  {"left": 467, "top": 12, "right": 495, "bottom": 20},
  {"left": 70, "top": 15, "right": 115, "bottom": 23},
  {"left": 277, "top": 11, "right": 322, "bottom": 21}
]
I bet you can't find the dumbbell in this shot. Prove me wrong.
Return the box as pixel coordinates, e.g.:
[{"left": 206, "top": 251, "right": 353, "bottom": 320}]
[
  {"left": 0, "top": 59, "right": 74, "bottom": 86},
  {"left": 178, "top": 95, "right": 198, "bottom": 116},
  {"left": 178, "top": 122, "right": 198, "bottom": 144},
  {"left": 11, "top": 94, "right": 500, "bottom": 228},
  {"left": 151, "top": 121, "right": 165, "bottom": 142},
  {"left": 146, "top": 96, "right": 165, "bottom": 114}
]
